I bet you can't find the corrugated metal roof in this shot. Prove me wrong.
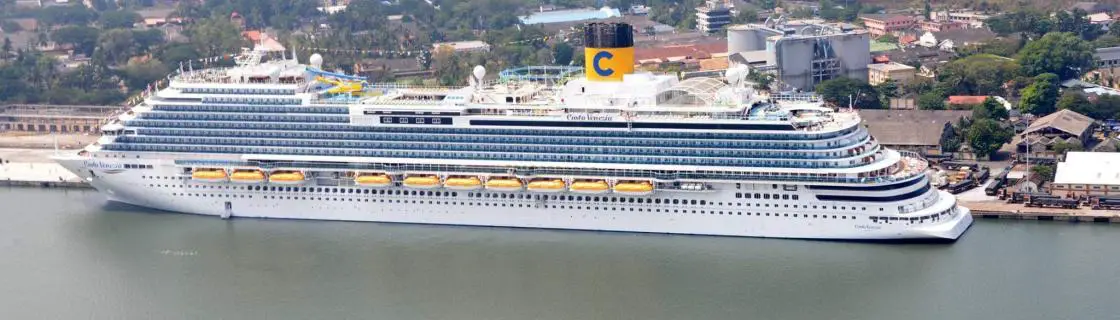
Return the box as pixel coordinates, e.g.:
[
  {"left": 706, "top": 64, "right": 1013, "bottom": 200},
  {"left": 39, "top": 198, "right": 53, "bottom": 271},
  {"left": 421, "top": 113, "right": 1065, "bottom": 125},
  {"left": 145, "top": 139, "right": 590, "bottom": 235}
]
[
  {"left": 1054, "top": 151, "right": 1120, "bottom": 185},
  {"left": 518, "top": 7, "right": 621, "bottom": 25}
]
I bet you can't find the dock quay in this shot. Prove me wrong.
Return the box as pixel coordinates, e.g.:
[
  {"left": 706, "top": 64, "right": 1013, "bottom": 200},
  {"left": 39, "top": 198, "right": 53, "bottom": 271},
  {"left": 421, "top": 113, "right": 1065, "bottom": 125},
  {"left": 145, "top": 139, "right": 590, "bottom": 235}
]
[
  {"left": 961, "top": 201, "right": 1120, "bottom": 223},
  {"left": 0, "top": 148, "right": 89, "bottom": 189}
]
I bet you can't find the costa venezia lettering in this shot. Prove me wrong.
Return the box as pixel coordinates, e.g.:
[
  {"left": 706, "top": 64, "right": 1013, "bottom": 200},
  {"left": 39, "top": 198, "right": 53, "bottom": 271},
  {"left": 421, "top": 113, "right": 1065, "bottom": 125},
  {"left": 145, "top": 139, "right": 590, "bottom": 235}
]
[{"left": 565, "top": 113, "right": 617, "bottom": 121}]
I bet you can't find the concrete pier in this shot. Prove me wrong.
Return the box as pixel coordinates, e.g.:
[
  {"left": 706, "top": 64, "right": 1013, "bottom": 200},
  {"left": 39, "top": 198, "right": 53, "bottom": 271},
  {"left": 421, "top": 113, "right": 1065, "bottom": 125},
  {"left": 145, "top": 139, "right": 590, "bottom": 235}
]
[
  {"left": 961, "top": 201, "right": 1120, "bottom": 223},
  {"left": 0, "top": 148, "right": 89, "bottom": 189}
]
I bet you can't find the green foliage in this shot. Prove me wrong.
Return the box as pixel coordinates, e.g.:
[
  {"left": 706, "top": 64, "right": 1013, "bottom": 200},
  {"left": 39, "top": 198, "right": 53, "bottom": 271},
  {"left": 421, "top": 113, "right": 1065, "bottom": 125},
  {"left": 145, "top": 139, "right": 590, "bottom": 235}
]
[
  {"left": 1056, "top": 91, "right": 1089, "bottom": 112},
  {"left": 36, "top": 5, "right": 97, "bottom": 27},
  {"left": 1052, "top": 9, "right": 1105, "bottom": 41},
  {"left": 186, "top": 17, "right": 247, "bottom": 60},
  {"left": 96, "top": 28, "right": 139, "bottom": 65},
  {"left": 917, "top": 91, "right": 946, "bottom": 110},
  {"left": 98, "top": 10, "right": 140, "bottom": 29},
  {"left": 176, "top": 0, "right": 321, "bottom": 30},
  {"left": 936, "top": 54, "right": 1021, "bottom": 96},
  {"left": 971, "top": 97, "right": 1009, "bottom": 121},
  {"left": 1017, "top": 73, "right": 1060, "bottom": 115},
  {"left": 1060, "top": 92, "right": 1120, "bottom": 120},
  {"left": 1030, "top": 165, "right": 1055, "bottom": 181},
  {"left": 121, "top": 59, "right": 170, "bottom": 90},
  {"left": 985, "top": 9, "right": 1083, "bottom": 39},
  {"left": 1, "top": 19, "right": 21, "bottom": 32},
  {"left": 955, "top": 38, "right": 1022, "bottom": 58},
  {"left": 941, "top": 126, "right": 962, "bottom": 153},
  {"left": 0, "top": 51, "right": 125, "bottom": 104},
  {"left": 815, "top": 77, "right": 882, "bottom": 109},
  {"left": 51, "top": 26, "right": 101, "bottom": 56},
  {"left": 1091, "top": 35, "right": 1120, "bottom": 49},
  {"left": 747, "top": 71, "right": 774, "bottom": 91},
  {"left": 733, "top": 8, "right": 761, "bottom": 24},
  {"left": 1051, "top": 141, "right": 1084, "bottom": 155},
  {"left": 967, "top": 118, "right": 1014, "bottom": 159},
  {"left": 1017, "top": 32, "right": 1095, "bottom": 79},
  {"left": 551, "top": 42, "right": 573, "bottom": 66},
  {"left": 818, "top": 0, "right": 860, "bottom": 22}
]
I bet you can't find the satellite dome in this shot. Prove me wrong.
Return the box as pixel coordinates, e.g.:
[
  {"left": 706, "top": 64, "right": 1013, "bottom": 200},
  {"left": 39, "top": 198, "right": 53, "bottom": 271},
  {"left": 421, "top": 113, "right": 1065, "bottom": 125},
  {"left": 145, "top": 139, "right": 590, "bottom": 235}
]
[
  {"left": 472, "top": 65, "right": 486, "bottom": 80},
  {"left": 309, "top": 53, "right": 323, "bottom": 68}
]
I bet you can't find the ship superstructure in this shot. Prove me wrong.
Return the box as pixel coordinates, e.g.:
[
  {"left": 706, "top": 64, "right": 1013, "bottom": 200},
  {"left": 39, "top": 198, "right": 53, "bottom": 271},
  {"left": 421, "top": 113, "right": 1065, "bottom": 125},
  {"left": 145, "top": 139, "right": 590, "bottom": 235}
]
[{"left": 55, "top": 23, "right": 971, "bottom": 240}]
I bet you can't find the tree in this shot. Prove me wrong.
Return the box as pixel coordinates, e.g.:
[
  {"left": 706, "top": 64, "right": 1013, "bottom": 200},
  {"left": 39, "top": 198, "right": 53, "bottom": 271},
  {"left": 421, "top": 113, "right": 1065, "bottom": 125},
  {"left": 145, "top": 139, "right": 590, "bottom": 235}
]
[
  {"left": 1052, "top": 141, "right": 1084, "bottom": 155},
  {"left": 551, "top": 42, "right": 573, "bottom": 66},
  {"left": 99, "top": 10, "right": 141, "bottom": 29},
  {"left": 187, "top": 17, "right": 248, "bottom": 60},
  {"left": 1030, "top": 165, "right": 1056, "bottom": 181},
  {"left": 917, "top": 90, "right": 946, "bottom": 110},
  {"left": 1017, "top": 32, "right": 1095, "bottom": 79},
  {"left": 96, "top": 28, "right": 138, "bottom": 65},
  {"left": 1053, "top": 9, "right": 1104, "bottom": 41},
  {"left": 122, "top": 59, "right": 169, "bottom": 89},
  {"left": 1017, "top": 73, "right": 1060, "bottom": 115},
  {"left": 1057, "top": 91, "right": 1090, "bottom": 112},
  {"left": 972, "top": 97, "right": 1009, "bottom": 121},
  {"left": 967, "top": 118, "right": 1013, "bottom": 159},
  {"left": 747, "top": 71, "right": 774, "bottom": 91},
  {"left": 36, "top": 5, "right": 97, "bottom": 27},
  {"left": 51, "top": 26, "right": 100, "bottom": 56},
  {"left": 733, "top": 8, "right": 760, "bottom": 24},
  {"left": 814, "top": 77, "right": 882, "bottom": 109},
  {"left": 1061, "top": 92, "right": 1120, "bottom": 120},
  {"left": 936, "top": 54, "right": 1021, "bottom": 95}
]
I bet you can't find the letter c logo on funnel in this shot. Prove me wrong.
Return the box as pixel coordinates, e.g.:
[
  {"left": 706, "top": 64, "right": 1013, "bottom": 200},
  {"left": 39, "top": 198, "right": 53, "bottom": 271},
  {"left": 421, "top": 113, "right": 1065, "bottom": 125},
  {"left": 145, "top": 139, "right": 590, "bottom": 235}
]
[{"left": 593, "top": 51, "right": 615, "bottom": 77}]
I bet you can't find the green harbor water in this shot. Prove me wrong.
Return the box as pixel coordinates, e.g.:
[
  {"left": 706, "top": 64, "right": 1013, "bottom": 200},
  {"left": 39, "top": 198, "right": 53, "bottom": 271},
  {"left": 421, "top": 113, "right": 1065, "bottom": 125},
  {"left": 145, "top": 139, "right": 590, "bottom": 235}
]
[{"left": 1, "top": 188, "right": 1118, "bottom": 320}]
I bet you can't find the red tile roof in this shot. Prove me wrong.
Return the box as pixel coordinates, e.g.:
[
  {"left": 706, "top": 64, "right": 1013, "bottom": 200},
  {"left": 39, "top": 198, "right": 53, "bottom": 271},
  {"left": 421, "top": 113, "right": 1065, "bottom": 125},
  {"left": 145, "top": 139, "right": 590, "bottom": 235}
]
[
  {"left": 947, "top": 95, "right": 989, "bottom": 105},
  {"left": 242, "top": 30, "right": 262, "bottom": 42},
  {"left": 634, "top": 42, "right": 727, "bottom": 62}
]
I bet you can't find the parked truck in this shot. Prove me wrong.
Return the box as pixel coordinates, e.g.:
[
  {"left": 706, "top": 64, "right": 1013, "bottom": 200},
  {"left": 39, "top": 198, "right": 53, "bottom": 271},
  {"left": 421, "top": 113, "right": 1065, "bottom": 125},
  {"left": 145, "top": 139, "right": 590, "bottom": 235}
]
[{"left": 1090, "top": 196, "right": 1120, "bottom": 210}]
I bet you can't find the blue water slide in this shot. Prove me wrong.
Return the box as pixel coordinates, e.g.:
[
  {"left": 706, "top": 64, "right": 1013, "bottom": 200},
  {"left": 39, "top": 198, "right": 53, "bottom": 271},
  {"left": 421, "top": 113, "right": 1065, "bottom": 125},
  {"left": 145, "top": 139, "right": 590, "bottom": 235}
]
[{"left": 306, "top": 67, "right": 369, "bottom": 81}]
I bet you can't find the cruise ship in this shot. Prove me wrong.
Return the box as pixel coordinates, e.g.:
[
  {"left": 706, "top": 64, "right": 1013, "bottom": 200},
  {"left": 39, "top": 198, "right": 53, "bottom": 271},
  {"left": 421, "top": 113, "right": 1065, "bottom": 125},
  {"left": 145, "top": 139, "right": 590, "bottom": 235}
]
[{"left": 55, "top": 23, "right": 971, "bottom": 240}]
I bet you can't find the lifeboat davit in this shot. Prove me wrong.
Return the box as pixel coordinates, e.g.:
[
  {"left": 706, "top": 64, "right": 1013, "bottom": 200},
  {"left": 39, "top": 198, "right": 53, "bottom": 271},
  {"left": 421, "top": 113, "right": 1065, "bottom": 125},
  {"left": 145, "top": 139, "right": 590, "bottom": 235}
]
[
  {"left": 229, "top": 169, "right": 265, "bottom": 183},
  {"left": 269, "top": 170, "right": 305, "bottom": 184},
  {"left": 570, "top": 179, "right": 610, "bottom": 194},
  {"left": 191, "top": 168, "right": 227, "bottom": 182},
  {"left": 527, "top": 178, "right": 566, "bottom": 193},
  {"left": 613, "top": 180, "right": 654, "bottom": 195},
  {"left": 485, "top": 177, "right": 523, "bottom": 191},
  {"left": 403, "top": 175, "right": 441, "bottom": 189},
  {"left": 354, "top": 172, "right": 392, "bottom": 187},
  {"left": 444, "top": 176, "right": 482, "bottom": 190}
]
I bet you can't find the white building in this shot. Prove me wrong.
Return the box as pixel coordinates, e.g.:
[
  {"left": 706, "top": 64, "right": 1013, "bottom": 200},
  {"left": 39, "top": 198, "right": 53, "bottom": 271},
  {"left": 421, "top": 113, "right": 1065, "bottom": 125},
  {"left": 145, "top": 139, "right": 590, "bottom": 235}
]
[{"left": 1052, "top": 152, "right": 1120, "bottom": 196}]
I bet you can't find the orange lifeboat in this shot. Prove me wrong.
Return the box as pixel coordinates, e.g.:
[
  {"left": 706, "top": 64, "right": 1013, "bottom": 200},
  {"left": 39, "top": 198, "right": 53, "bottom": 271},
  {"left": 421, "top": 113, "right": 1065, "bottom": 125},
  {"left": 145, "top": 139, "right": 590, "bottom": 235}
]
[
  {"left": 403, "top": 175, "right": 441, "bottom": 189},
  {"left": 444, "top": 176, "right": 482, "bottom": 190},
  {"left": 570, "top": 179, "right": 610, "bottom": 194},
  {"left": 354, "top": 172, "right": 392, "bottom": 187},
  {"left": 191, "top": 168, "right": 227, "bottom": 182},
  {"left": 527, "top": 178, "right": 566, "bottom": 193},
  {"left": 485, "top": 177, "right": 523, "bottom": 191},
  {"left": 613, "top": 180, "right": 654, "bottom": 195},
  {"left": 229, "top": 169, "right": 265, "bottom": 183},
  {"left": 269, "top": 170, "right": 305, "bottom": 184}
]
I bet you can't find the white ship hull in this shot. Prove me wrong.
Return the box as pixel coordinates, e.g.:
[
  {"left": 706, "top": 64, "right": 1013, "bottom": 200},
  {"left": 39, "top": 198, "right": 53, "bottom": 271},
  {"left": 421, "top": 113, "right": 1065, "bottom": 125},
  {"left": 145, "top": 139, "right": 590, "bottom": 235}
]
[{"left": 58, "top": 158, "right": 972, "bottom": 241}]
